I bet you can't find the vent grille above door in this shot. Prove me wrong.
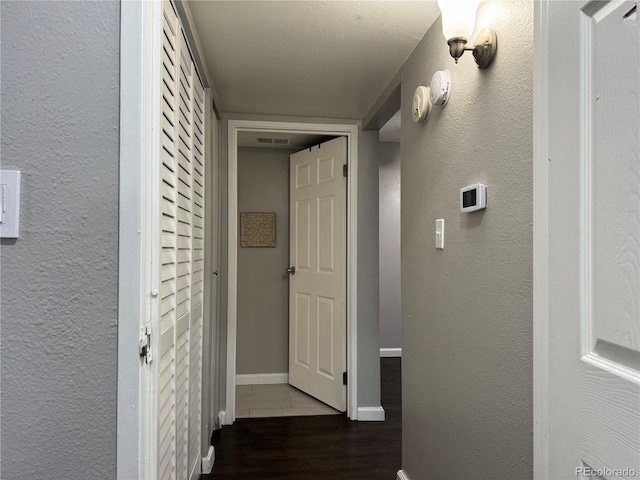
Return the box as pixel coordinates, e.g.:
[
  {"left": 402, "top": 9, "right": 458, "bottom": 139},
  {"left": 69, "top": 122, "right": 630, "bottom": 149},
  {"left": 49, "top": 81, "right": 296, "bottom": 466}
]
[{"left": 257, "top": 137, "right": 291, "bottom": 146}]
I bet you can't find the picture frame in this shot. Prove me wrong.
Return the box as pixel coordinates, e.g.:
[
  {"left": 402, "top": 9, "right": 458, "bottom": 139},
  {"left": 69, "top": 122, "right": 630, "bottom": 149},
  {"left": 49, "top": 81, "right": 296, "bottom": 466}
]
[{"left": 240, "top": 212, "right": 276, "bottom": 247}]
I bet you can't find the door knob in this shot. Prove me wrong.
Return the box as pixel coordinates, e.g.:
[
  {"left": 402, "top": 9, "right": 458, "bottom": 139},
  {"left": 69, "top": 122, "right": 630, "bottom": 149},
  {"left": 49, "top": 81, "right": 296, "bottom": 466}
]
[{"left": 286, "top": 266, "right": 296, "bottom": 275}]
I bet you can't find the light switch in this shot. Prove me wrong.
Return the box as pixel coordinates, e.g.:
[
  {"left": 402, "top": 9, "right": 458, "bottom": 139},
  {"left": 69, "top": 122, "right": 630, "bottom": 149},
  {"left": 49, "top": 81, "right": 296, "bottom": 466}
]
[
  {"left": 435, "top": 218, "right": 444, "bottom": 249},
  {"left": 0, "top": 170, "right": 21, "bottom": 238},
  {"left": 0, "top": 184, "right": 5, "bottom": 224}
]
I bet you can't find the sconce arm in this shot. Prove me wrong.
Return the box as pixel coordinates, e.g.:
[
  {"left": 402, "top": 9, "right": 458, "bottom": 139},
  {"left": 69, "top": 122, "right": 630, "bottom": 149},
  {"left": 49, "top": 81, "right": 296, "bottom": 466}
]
[{"left": 447, "top": 28, "right": 497, "bottom": 69}]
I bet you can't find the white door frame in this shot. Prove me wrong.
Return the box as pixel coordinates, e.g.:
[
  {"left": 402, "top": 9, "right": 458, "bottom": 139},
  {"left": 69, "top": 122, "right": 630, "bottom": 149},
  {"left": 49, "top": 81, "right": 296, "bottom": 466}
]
[
  {"left": 226, "top": 119, "right": 359, "bottom": 423},
  {"left": 117, "top": 1, "right": 159, "bottom": 478},
  {"left": 532, "top": 1, "right": 550, "bottom": 478}
]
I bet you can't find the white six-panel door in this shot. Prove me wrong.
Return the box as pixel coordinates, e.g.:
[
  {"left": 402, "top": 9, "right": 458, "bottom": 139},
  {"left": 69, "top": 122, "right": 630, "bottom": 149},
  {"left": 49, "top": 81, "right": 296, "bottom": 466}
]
[
  {"left": 545, "top": 1, "right": 640, "bottom": 478},
  {"left": 289, "top": 137, "right": 347, "bottom": 412},
  {"left": 154, "top": 2, "right": 205, "bottom": 479}
]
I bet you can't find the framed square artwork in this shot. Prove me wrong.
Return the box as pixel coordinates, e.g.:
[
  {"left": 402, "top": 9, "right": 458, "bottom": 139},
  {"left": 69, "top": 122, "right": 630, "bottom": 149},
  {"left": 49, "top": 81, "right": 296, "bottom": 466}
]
[{"left": 240, "top": 212, "right": 276, "bottom": 247}]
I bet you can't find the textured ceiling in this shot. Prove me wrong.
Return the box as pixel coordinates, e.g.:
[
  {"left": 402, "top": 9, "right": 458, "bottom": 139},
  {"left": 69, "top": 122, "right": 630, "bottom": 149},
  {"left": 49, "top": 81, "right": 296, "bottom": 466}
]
[{"left": 188, "top": 1, "right": 440, "bottom": 120}]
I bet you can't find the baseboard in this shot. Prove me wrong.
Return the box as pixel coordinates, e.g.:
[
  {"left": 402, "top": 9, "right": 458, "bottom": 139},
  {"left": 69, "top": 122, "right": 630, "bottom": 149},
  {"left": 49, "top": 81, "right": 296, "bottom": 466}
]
[
  {"left": 201, "top": 445, "right": 215, "bottom": 474},
  {"left": 397, "top": 469, "right": 411, "bottom": 480},
  {"left": 235, "top": 373, "right": 288, "bottom": 385},
  {"left": 357, "top": 406, "right": 386, "bottom": 421},
  {"left": 380, "top": 348, "right": 402, "bottom": 358}
]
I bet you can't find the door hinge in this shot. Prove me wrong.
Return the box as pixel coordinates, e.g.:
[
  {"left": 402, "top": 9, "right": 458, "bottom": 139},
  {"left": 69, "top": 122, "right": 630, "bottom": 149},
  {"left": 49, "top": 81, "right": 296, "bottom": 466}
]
[
  {"left": 139, "top": 325, "right": 152, "bottom": 364},
  {"left": 343, "top": 372, "right": 348, "bottom": 386},
  {"left": 343, "top": 164, "right": 348, "bottom": 177}
]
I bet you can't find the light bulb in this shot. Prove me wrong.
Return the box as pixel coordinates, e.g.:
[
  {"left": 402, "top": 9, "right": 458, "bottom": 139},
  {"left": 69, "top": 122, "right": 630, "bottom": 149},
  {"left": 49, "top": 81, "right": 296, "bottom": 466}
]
[{"left": 437, "top": 0, "right": 481, "bottom": 41}]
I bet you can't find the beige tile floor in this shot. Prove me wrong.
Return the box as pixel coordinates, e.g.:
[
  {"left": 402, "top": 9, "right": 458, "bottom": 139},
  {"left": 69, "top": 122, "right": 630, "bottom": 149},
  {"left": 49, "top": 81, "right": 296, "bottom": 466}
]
[{"left": 235, "top": 383, "right": 341, "bottom": 418}]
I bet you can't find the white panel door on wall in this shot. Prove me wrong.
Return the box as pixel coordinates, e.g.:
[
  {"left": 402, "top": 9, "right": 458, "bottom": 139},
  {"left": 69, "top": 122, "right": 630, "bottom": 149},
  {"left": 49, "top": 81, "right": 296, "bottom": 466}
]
[
  {"left": 547, "top": 1, "right": 640, "bottom": 478},
  {"left": 152, "top": 2, "right": 205, "bottom": 479},
  {"left": 289, "top": 136, "right": 347, "bottom": 412}
]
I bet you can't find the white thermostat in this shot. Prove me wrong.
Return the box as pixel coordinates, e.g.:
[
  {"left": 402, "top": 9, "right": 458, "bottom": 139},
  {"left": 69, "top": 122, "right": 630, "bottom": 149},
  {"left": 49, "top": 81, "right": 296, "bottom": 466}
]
[{"left": 460, "top": 183, "right": 487, "bottom": 212}]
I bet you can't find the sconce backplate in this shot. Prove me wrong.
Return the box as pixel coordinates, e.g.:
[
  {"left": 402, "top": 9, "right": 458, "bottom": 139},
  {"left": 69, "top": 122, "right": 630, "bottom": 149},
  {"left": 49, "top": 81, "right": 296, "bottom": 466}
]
[{"left": 472, "top": 28, "right": 498, "bottom": 69}]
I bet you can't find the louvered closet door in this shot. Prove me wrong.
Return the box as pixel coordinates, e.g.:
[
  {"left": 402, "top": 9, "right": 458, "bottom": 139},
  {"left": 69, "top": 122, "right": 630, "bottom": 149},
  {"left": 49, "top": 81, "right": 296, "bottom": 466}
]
[
  {"left": 155, "top": 2, "right": 205, "bottom": 479},
  {"left": 188, "top": 66, "right": 205, "bottom": 480},
  {"left": 157, "top": 4, "right": 179, "bottom": 479},
  {"left": 175, "top": 28, "right": 193, "bottom": 480}
]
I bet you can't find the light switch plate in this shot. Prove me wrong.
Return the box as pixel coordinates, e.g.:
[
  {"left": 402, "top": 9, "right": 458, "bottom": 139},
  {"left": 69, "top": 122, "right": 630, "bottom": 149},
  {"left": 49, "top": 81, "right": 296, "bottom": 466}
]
[
  {"left": 0, "top": 170, "right": 21, "bottom": 238},
  {"left": 435, "top": 218, "right": 444, "bottom": 249}
]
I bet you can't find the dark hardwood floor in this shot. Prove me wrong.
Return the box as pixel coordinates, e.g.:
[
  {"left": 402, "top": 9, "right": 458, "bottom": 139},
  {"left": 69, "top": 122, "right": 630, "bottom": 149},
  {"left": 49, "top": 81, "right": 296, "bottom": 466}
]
[{"left": 203, "top": 358, "right": 401, "bottom": 480}]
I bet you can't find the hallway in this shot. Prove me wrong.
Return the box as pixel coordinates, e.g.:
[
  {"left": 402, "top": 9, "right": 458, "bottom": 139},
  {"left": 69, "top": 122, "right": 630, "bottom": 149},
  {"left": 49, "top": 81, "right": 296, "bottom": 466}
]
[{"left": 205, "top": 358, "right": 401, "bottom": 479}]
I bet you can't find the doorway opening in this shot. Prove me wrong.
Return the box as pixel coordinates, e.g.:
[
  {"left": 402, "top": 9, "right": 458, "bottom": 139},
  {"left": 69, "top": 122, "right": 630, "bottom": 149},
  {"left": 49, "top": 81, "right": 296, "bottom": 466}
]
[
  {"left": 225, "top": 120, "right": 360, "bottom": 424},
  {"left": 362, "top": 80, "right": 402, "bottom": 364},
  {"left": 378, "top": 109, "right": 402, "bottom": 361},
  {"left": 234, "top": 132, "right": 341, "bottom": 419}
]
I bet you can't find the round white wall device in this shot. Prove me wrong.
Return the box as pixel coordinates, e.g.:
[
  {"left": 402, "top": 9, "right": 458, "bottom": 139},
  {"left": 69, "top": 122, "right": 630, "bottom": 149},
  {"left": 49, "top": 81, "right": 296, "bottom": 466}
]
[
  {"left": 430, "top": 70, "right": 452, "bottom": 107},
  {"left": 412, "top": 86, "right": 432, "bottom": 123}
]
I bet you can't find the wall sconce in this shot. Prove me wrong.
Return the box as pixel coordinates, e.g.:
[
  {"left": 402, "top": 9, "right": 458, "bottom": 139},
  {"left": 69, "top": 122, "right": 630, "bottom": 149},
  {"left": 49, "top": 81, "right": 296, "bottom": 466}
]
[{"left": 437, "top": 0, "right": 497, "bottom": 69}]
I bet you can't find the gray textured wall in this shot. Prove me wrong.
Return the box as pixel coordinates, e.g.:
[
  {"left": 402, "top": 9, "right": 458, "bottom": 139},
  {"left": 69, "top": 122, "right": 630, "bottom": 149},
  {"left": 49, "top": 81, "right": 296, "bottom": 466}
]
[
  {"left": 217, "top": 118, "right": 230, "bottom": 415},
  {"left": 400, "top": 1, "right": 533, "bottom": 478},
  {"left": 237, "top": 147, "right": 290, "bottom": 375},
  {"left": 0, "top": 2, "right": 120, "bottom": 479},
  {"left": 379, "top": 141, "right": 401, "bottom": 350},
  {"left": 357, "top": 130, "right": 381, "bottom": 408}
]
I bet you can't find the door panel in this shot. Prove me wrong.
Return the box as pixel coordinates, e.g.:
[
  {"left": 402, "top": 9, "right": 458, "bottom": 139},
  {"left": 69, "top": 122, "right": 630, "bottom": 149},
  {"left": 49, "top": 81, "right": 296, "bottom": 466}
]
[
  {"left": 189, "top": 74, "right": 205, "bottom": 480},
  {"left": 318, "top": 196, "right": 335, "bottom": 273},
  {"left": 547, "top": 1, "right": 640, "bottom": 478},
  {"left": 317, "top": 296, "right": 335, "bottom": 378},
  {"left": 157, "top": 4, "right": 179, "bottom": 478},
  {"left": 294, "top": 292, "right": 311, "bottom": 368},
  {"left": 295, "top": 200, "right": 311, "bottom": 271},
  {"left": 289, "top": 137, "right": 347, "bottom": 412},
  {"left": 153, "top": 2, "right": 205, "bottom": 479},
  {"left": 580, "top": 1, "right": 640, "bottom": 473},
  {"left": 587, "top": 0, "right": 639, "bottom": 355}
]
